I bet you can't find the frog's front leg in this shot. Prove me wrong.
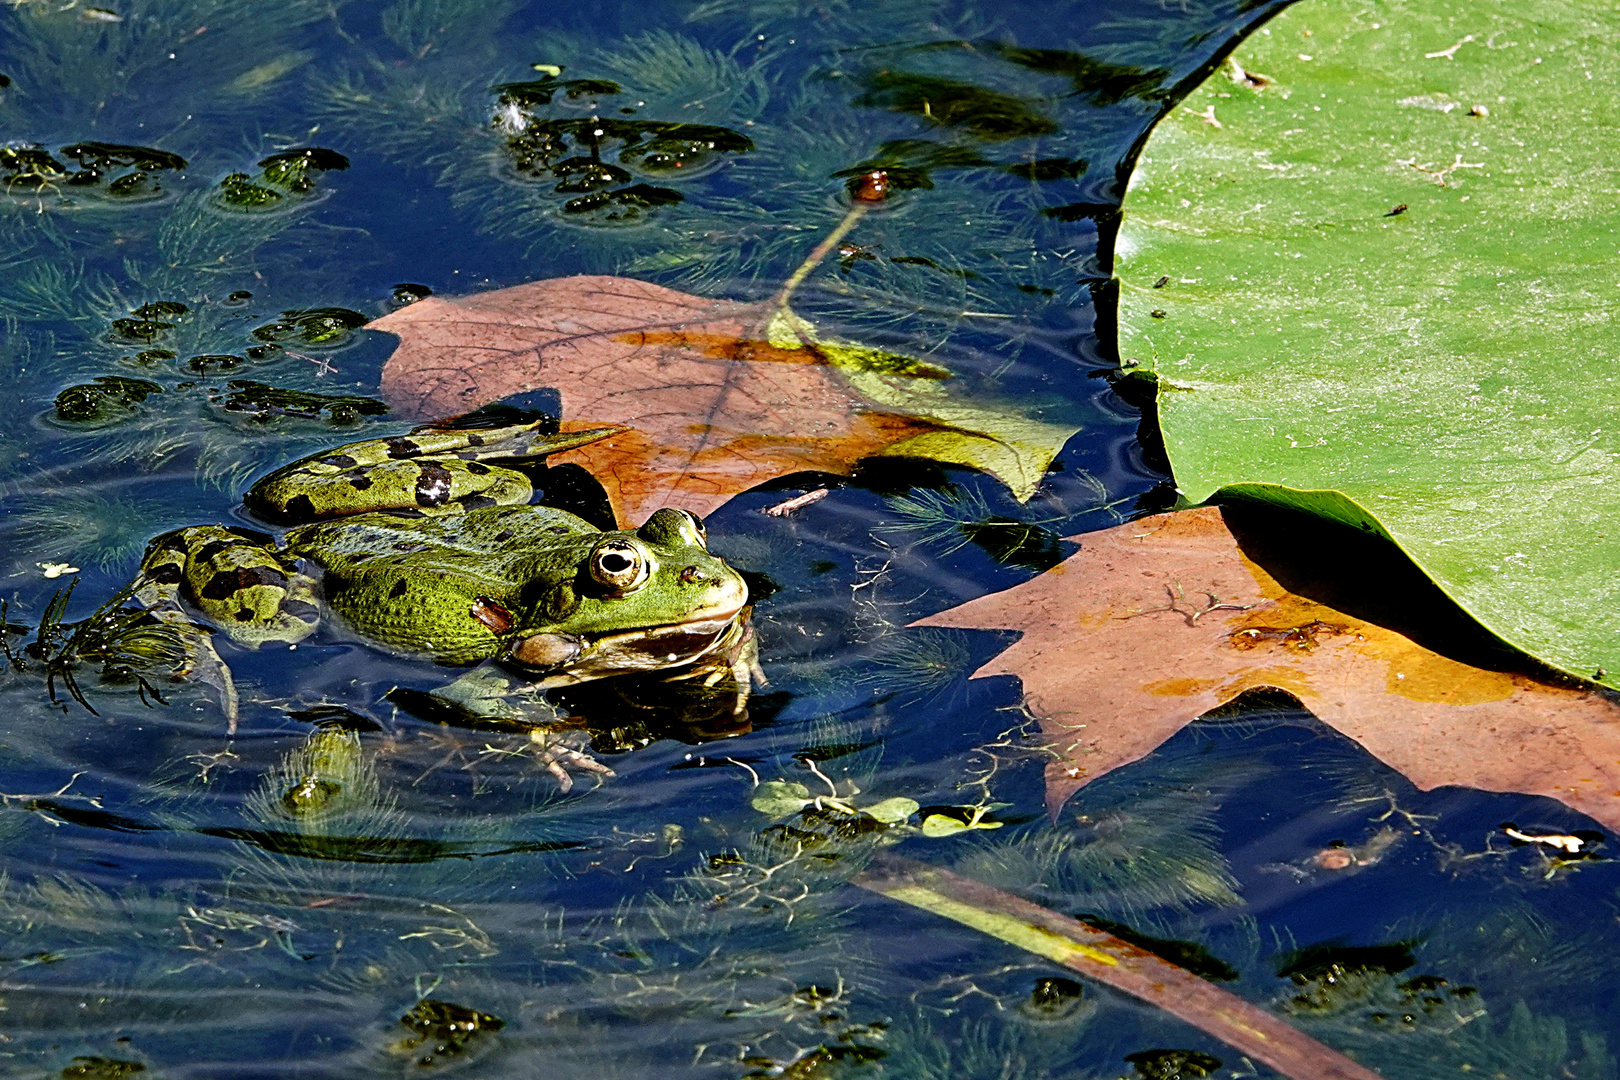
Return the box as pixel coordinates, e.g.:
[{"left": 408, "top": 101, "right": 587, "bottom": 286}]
[
  {"left": 244, "top": 420, "right": 620, "bottom": 522},
  {"left": 417, "top": 665, "right": 614, "bottom": 792},
  {"left": 138, "top": 526, "right": 320, "bottom": 648}
]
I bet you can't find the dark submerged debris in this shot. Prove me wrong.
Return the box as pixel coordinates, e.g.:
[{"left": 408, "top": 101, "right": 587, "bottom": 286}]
[
  {"left": 492, "top": 88, "right": 750, "bottom": 224},
  {"left": 186, "top": 354, "right": 246, "bottom": 374},
  {"left": 132, "top": 301, "right": 190, "bottom": 319},
  {"left": 286, "top": 703, "right": 387, "bottom": 732},
  {"left": 1, "top": 140, "right": 183, "bottom": 199},
  {"left": 1277, "top": 941, "right": 1417, "bottom": 985},
  {"left": 1078, "top": 915, "right": 1239, "bottom": 981},
  {"left": 492, "top": 74, "right": 623, "bottom": 107},
  {"left": 217, "top": 171, "right": 285, "bottom": 209},
  {"left": 854, "top": 70, "right": 1059, "bottom": 140},
  {"left": 61, "top": 142, "right": 186, "bottom": 175},
  {"left": 54, "top": 376, "right": 163, "bottom": 425},
  {"left": 60, "top": 1057, "right": 146, "bottom": 1079},
  {"left": 832, "top": 138, "right": 993, "bottom": 197},
  {"left": 1005, "top": 156, "right": 1088, "bottom": 180},
  {"left": 1124, "top": 1048, "right": 1222, "bottom": 1080},
  {"left": 393, "top": 999, "right": 505, "bottom": 1068},
  {"left": 216, "top": 146, "right": 348, "bottom": 210},
  {"left": 740, "top": 1042, "right": 886, "bottom": 1078},
  {"left": 1022, "top": 975, "right": 1086, "bottom": 1020},
  {"left": 257, "top": 146, "right": 350, "bottom": 192},
  {"left": 391, "top": 282, "right": 433, "bottom": 307},
  {"left": 106, "top": 318, "right": 175, "bottom": 345},
  {"left": 209, "top": 380, "right": 389, "bottom": 425},
  {"left": 1041, "top": 201, "right": 1121, "bottom": 224}
]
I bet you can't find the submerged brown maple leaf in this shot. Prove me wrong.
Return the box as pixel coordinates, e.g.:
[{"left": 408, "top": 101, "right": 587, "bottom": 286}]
[
  {"left": 373, "top": 275, "right": 1075, "bottom": 523},
  {"left": 917, "top": 505, "right": 1620, "bottom": 832}
]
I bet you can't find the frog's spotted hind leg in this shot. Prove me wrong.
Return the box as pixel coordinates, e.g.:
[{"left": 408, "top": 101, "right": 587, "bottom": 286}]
[
  {"left": 138, "top": 526, "right": 319, "bottom": 648},
  {"left": 244, "top": 421, "right": 622, "bottom": 523}
]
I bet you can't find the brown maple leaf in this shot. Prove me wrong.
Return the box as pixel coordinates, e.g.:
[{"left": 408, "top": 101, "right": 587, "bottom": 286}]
[
  {"left": 373, "top": 275, "right": 1075, "bottom": 523},
  {"left": 916, "top": 505, "right": 1620, "bottom": 832}
]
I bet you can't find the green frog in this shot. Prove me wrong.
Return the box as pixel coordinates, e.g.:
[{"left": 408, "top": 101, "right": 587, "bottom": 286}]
[{"left": 133, "top": 418, "right": 754, "bottom": 785}]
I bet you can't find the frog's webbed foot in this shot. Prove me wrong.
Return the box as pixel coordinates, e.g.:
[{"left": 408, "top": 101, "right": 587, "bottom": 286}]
[
  {"left": 527, "top": 728, "right": 614, "bottom": 793},
  {"left": 414, "top": 665, "right": 614, "bottom": 791},
  {"left": 147, "top": 607, "right": 240, "bottom": 734},
  {"left": 132, "top": 575, "right": 240, "bottom": 733},
  {"left": 671, "top": 617, "right": 762, "bottom": 717}
]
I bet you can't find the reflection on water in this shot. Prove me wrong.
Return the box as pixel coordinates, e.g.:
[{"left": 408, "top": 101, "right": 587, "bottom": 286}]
[{"left": 0, "top": 0, "right": 1617, "bottom": 1076}]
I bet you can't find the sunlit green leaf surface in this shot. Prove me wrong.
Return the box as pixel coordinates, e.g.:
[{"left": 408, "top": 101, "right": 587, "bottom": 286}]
[{"left": 1118, "top": 0, "right": 1620, "bottom": 679}]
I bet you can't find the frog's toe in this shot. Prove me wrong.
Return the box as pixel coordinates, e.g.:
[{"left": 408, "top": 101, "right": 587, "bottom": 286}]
[{"left": 527, "top": 728, "right": 614, "bottom": 793}]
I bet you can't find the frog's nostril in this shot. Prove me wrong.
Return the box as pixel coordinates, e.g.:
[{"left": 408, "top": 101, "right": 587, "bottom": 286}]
[{"left": 680, "top": 565, "right": 706, "bottom": 583}]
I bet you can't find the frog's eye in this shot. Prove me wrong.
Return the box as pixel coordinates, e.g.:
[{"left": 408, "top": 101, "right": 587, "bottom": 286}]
[
  {"left": 683, "top": 510, "right": 707, "bottom": 546},
  {"left": 590, "top": 539, "right": 647, "bottom": 594}
]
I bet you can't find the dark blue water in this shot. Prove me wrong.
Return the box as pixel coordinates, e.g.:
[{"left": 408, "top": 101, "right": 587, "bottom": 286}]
[{"left": 0, "top": 1, "right": 1616, "bottom": 1077}]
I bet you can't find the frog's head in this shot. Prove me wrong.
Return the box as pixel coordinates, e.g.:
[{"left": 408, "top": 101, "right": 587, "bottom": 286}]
[{"left": 507, "top": 507, "right": 749, "bottom": 682}]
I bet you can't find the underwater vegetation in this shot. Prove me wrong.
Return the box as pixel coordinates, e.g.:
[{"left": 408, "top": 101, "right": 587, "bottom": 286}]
[{"left": 0, "top": 0, "right": 1614, "bottom": 1076}]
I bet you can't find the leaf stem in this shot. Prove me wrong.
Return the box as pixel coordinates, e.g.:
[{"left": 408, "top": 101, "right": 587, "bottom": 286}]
[{"left": 771, "top": 203, "right": 868, "bottom": 310}]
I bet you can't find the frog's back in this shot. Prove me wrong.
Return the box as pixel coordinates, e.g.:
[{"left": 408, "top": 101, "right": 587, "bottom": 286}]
[{"left": 288, "top": 504, "right": 602, "bottom": 665}]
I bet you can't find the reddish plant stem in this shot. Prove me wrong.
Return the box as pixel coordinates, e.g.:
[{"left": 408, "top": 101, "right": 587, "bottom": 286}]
[{"left": 854, "top": 852, "right": 1386, "bottom": 1080}]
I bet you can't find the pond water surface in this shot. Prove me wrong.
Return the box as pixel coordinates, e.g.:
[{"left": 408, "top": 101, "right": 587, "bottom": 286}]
[{"left": 0, "top": 1, "right": 1616, "bottom": 1077}]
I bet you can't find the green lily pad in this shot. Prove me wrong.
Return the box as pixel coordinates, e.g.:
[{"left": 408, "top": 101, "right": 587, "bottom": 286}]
[{"left": 1116, "top": 0, "right": 1620, "bottom": 680}]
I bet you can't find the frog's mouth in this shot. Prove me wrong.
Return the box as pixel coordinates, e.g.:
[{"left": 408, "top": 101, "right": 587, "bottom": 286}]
[{"left": 513, "top": 604, "right": 748, "bottom": 686}]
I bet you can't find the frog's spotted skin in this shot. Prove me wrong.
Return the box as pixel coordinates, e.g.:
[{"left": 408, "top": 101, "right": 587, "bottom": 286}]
[
  {"left": 132, "top": 420, "right": 751, "bottom": 701},
  {"left": 137, "top": 525, "right": 320, "bottom": 647},
  {"left": 245, "top": 422, "right": 620, "bottom": 523}
]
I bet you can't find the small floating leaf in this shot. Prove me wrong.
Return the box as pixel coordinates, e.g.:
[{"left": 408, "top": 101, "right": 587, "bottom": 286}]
[
  {"left": 252, "top": 307, "right": 368, "bottom": 347},
  {"left": 61, "top": 142, "right": 186, "bottom": 173},
  {"left": 54, "top": 376, "right": 163, "bottom": 424},
  {"left": 493, "top": 75, "right": 622, "bottom": 107},
  {"left": 211, "top": 380, "right": 390, "bottom": 424},
  {"left": 751, "top": 780, "right": 812, "bottom": 818},
  {"left": 258, "top": 146, "right": 349, "bottom": 192},
  {"left": 218, "top": 172, "right": 284, "bottom": 209},
  {"left": 918, "top": 805, "right": 1004, "bottom": 837},
  {"left": 280, "top": 775, "right": 342, "bottom": 816},
  {"left": 860, "top": 796, "right": 919, "bottom": 825}
]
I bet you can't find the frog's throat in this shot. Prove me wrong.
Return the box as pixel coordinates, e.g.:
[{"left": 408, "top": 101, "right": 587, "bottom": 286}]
[{"left": 517, "top": 603, "right": 747, "bottom": 684}]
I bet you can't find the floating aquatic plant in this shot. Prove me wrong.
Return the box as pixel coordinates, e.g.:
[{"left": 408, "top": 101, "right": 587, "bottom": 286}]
[{"left": 3, "top": 579, "right": 186, "bottom": 715}]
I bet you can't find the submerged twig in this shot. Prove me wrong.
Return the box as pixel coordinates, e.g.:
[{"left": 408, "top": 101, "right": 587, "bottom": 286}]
[{"left": 855, "top": 854, "right": 1387, "bottom": 1080}]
